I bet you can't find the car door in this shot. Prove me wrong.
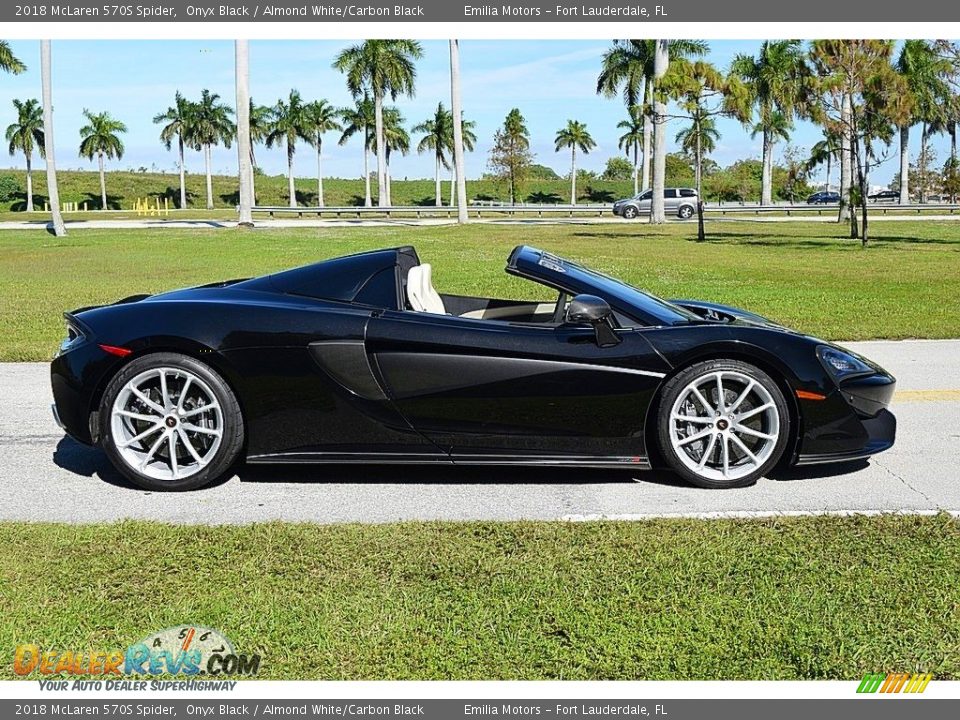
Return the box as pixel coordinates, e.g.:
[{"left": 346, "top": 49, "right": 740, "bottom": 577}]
[
  {"left": 365, "top": 310, "right": 672, "bottom": 463},
  {"left": 664, "top": 188, "right": 679, "bottom": 212},
  {"left": 635, "top": 189, "right": 652, "bottom": 212}
]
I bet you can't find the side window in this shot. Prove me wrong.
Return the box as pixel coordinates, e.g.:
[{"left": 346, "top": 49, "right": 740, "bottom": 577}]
[
  {"left": 638, "top": 190, "right": 652, "bottom": 201},
  {"left": 663, "top": 189, "right": 676, "bottom": 198},
  {"left": 679, "top": 189, "right": 697, "bottom": 198}
]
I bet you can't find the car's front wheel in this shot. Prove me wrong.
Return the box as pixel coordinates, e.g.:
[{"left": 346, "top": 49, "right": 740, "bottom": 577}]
[
  {"left": 622, "top": 205, "right": 639, "bottom": 219},
  {"left": 678, "top": 204, "right": 695, "bottom": 219},
  {"left": 99, "top": 352, "right": 244, "bottom": 491},
  {"left": 657, "top": 359, "right": 790, "bottom": 488}
]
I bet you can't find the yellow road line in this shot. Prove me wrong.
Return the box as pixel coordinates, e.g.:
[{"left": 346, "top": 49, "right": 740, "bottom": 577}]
[{"left": 895, "top": 389, "right": 960, "bottom": 402}]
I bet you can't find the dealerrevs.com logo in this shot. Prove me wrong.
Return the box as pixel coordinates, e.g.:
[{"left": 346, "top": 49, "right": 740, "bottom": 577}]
[{"left": 14, "top": 626, "right": 261, "bottom": 677}]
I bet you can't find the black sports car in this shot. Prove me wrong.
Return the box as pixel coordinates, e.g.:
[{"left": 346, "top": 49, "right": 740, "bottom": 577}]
[{"left": 51, "top": 245, "right": 896, "bottom": 491}]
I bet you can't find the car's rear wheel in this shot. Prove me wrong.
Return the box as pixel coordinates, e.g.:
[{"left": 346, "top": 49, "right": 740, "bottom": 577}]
[
  {"left": 99, "top": 352, "right": 244, "bottom": 491},
  {"left": 656, "top": 359, "right": 790, "bottom": 488},
  {"left": 678, "top": 204, "right": 695, "bottom": 219},
  {"left": 622, "top": 205, "right": 639, "bottom": 219}
]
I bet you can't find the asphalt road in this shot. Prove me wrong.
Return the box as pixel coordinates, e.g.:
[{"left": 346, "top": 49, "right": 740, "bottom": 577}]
[{"left": 1, "top": 340, "right": 958, "bottom": 524}]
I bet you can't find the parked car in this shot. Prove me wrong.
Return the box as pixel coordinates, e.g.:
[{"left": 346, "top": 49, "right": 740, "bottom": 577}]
[
  {"left": 612, "top": 188, "right": 699, "bottom": 220},
  {"left": 806, "top": 191, "right": 840, "bottom": 204},
  {"left": 51, "top": 245, "right": 896, "bottom": 491},
  {"left": 868, "top": 189, "right": 900, "bottom": 202}
]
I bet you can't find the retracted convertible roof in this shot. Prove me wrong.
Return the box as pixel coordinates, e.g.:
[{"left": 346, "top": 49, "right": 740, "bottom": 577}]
[{"left": 235, "top": 246, "right": 420, "bottom": 310}]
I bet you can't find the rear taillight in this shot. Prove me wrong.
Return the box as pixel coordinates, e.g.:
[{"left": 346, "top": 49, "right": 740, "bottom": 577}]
[{"left": 56, "top": 319, "right": 86, "bottom": 358}]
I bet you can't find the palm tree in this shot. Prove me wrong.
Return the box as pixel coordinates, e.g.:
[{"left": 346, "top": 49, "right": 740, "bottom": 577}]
[
  {"left": 617, "top": 106, "right": 644, "bottom": 195},
  {"left": 675, "top": 113, "right": 719, "bottom": 197},
  {"left": 153, "top": 92, "right": 194, "bottom": 210},
  {"left": 449, "top": 113, "right": 476, "bottom": 207},
  {"left": 186, "top": 89, "right": 235, "bottom": 210},
  {"left": 805, "top": 129, "right": 841, "bottom": 194},
  {"left": 895, "top": 40, "right": 952, "bottom": 203},
  {"left": 333, "top": 40, "right": 423, "bottom": 208},
  {"left": 305, "top": 99, "right": 342, "bottom": 208},
  {"left": 235, "top": 40, "right": 253, "bottom": 226},
  {"left": 78, "top": 110, "right": 126, "bottom": 211},
  {"left": 379, "top": 106, "right": 409, "bottom": 206},
  {"left": 40, "top": 41, "right": 65, "bottom": 237},
  {"left": 413, "top": 103, "right": 453, "bottom": 206},
  {"left": 0, "top": 41, "right": 26, "bottom": 74},
  {"left": 651, "top": 39, "right": 670, "bottom": 223},
  {"left": 449, "top": 39, "right": 468, "bottom": 223},
  {"left": 265, "top": 89, "right": 312, "bottom": 208},
  {"left": 247, "top": 98, "right": 273, "bottom": 200},
  {"left": 731, "top": 40, "right": 807, "bottom": 205},
  {"left": 554, "top": 120, "right": 596, "bottom": 205},
  {"left": 339, "top": 96, "right": 376, "bottom": 206},
  {"left": 597, "top": 39, "right": 708, "bottom": 191},
  {"left": 5, "top": 99, "right": 44, "bottom": 212}
]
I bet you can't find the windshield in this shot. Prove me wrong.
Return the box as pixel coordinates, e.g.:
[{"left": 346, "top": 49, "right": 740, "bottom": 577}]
[{"left": 563, "top": 260, "right": 701, "bottom": 325}]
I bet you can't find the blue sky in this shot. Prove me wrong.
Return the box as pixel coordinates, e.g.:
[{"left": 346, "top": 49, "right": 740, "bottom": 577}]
[{"left": 0, "top": 39, "right": 954, "bottom": 187}]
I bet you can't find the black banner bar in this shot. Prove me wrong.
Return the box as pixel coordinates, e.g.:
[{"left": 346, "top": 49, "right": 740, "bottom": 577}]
[
  {"left": 4, "top": 0, "right": 959, "bottom": 22},
  {"left": 2, "top": 699, "right": 958, "bottom": 719}
]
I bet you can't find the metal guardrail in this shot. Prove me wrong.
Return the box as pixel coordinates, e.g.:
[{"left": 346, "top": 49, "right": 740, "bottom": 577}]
[{"left": 250, "top": 202, "right": 960, "bottom": 219}]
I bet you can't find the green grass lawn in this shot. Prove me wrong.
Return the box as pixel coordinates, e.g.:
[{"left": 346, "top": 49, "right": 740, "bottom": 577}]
[
  {"left": 1, "top": 515, "right": 957, "bottom": 680},
  {"left": 1, "top": 220, "right": 958, "bottom": 361}
]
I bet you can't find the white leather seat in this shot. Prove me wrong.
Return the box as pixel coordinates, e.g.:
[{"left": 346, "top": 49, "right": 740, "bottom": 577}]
[{"left": 406, "top": 264, "right": 446, "bottom": 314}]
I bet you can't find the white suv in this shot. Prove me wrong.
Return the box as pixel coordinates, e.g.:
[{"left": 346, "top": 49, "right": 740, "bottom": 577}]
[{"left": 612, "top": 187, "right": 699, "bottom": 220}]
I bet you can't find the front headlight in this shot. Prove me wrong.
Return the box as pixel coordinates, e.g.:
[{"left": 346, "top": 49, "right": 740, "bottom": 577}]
[{"left": 817, "top": 345, "right": 874, "bottom": 380}]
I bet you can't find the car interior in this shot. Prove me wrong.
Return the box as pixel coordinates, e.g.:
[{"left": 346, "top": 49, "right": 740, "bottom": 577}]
[{"left": 403, "top": 262, "right": 566, "bottom": 325}]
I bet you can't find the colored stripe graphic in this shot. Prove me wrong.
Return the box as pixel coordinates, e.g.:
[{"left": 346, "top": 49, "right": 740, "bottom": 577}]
[{"left": 857, "top": 672, "right": 932, "bottom": 694}]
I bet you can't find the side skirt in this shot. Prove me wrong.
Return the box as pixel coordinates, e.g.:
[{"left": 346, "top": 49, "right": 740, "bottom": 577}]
[{"left": 246, "top": 452, "right": 651, "bottom": 470}]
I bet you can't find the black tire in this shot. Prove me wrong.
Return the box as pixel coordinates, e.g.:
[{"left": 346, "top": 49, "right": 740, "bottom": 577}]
[
  {"left": 622, "top": 205, "right": 639, "bottom": 219},
  {"left": 656, "top": 359, "right": 790, "bottom": 489},
  {"left": 99, "top": 352, "right": 244, "bottom": 491},
  {"left": 678, "top": 204, "right": 695, "bottom": 219}
]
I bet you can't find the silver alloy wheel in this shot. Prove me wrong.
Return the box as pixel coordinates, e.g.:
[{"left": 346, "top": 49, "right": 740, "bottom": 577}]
[
  {"left": 110, "top": 366, "right": 223, "bottom": 482},
  {"left": 668, "top": 370, "right": 780, "bottom": 482}
]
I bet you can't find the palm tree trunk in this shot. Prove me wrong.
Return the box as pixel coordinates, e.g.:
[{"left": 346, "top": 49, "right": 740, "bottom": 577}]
[
  {"left": 178, "top": 135, "right": 187, "bottom": 209},
  {"left": 25, "top": 153, "right": 33, "bottom": 212},
  {"left": 98, "top": 151, "right": 107, "bottom": 210},
  {"left": 570, "top": 146, "right": 576, "bottom": 205},
  {"left": 951, "top": 124, "right": 958, "bottom": 203},
  {"left": 919, "top": 122, "right": 928, "bottom": 202},
  {"left": 839, "top": 93, "right": 852, "bottom": 222},
  {"left": 40, "top": 41, "right": 65, "bottom": 237},
  {"left": 761, "top": 128, "right": 773, "bottom": 205},
  {"left": 632, "top": 140, "right": 639, "bottom": 196},
  {"left": 362, "top": 141, "right": 371, "bottom": 207},
  {"left": 374, "top": 94, "right": 387, "bottom": 207},
  {"left": 695, "top": 131, "right": 702, "bottom": 198},
  {"left": 450, "top": 167, "right": 455, "bottom": 206},
  {"left": 204, "top": 143, "right": 214, "bottom": 210},
  {"left": 435, "top": 155, "right": 441, "bottom": 206},
  {"left": 287, "top": 143, "right": 296, "bottom": 208},
  {"left": 317, "top": 138, "right": 324, "bottom": 208},
  {"left": 449, "top": 39, "right": 468, "bottom": 224},
  {"left": 650, "top": 40, "right": 668, "bottom": 224},
  {"left": 385, "top": 155, "right": 392, "bottom": 206},
  {"left": 641, "top": 82, "right": 652, "bottom": 191},
  {"left": 825, "top": 152, "right": 832, "bottom": 194},
  {"left": 235, "top": 39, "right": 253, "bottom": 225},
  {"left": 898, "top": 124, "right": 909, "bottom": 204}
]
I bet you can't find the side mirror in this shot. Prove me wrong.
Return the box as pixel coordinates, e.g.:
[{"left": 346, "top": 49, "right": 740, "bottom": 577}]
[{"left": 565, "top": 294, "right": 621, "bottom": 347}]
